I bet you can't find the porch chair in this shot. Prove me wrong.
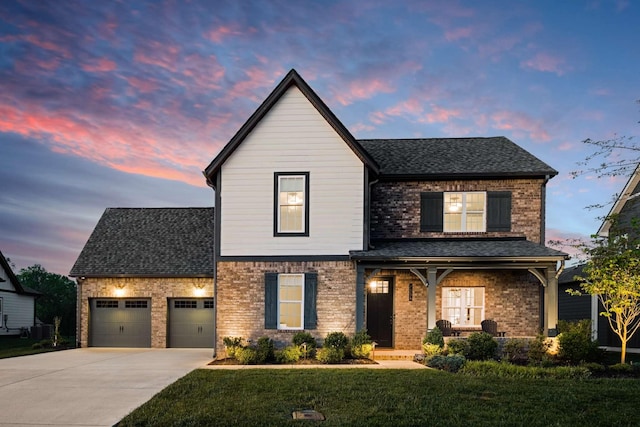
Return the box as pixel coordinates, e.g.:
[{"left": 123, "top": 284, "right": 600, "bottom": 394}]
[
  {"left": 481, "top": 319, "right": 506, "bottom": 337},
  {"left": 436, "top": 319, "right": 454, "bottom": 337}
]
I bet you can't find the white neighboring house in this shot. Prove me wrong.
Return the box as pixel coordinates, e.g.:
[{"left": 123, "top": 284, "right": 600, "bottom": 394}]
[{"left": 0, "top": 251, "right": 39, "bottom": 336}]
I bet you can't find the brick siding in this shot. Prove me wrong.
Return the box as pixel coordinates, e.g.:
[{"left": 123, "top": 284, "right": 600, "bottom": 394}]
[
  {"left": 370, "top": 179, "right": 545, "bottom": 243},
  {"left": 77, "top": 277, "right": 213, "bottom": 348}
]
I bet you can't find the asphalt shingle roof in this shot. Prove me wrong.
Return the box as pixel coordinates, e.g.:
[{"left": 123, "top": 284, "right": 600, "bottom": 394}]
[
  {"left": 358, "top": 137, "right": 558, "bottom": 178},
  {"left": 350, "top": 238, "right": 567, "bottom": 260},
  {"left": 558, "top": 263, "right": 587, "bottom": 284},
  {"left": 70, "top": 208, "right": 214, "bottom": 277}
]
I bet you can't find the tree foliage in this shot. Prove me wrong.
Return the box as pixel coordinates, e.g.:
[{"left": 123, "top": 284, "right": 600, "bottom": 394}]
[
  {"left": 572, "top": 218, "right": 640, "bottom": 363},
  {"left": 17, "top": 265, "right": 77, "bottom": 337}
]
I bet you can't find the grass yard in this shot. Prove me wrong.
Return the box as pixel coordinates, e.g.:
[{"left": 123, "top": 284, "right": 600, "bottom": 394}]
[
  {"left": 118, "top": 369, "right": 640, "bottom": 427},
  {"left": 0, "top": 336, "right": 73, "bottom": 359}
]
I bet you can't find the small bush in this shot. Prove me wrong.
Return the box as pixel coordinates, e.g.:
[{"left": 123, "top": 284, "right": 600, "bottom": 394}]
[
  {"left": 235, "top": 347, "right": 259, "bottom": 365},
  {"left": 276, "top": 345, "right": 302, "bottom": 364},
  {"left": 292, "top": 332, "right": 317, "bottom": 350},
  {"left": 581, "top": 362, "right": 606, "bottom": 375},
  {"left": 351, "top": 330, "right": 373, "bottom": 359},
  {"left": 460, "top": 360, "right": 591, "bottom": 379},
  {"left": 32, "top": 342, "right": 43, "bottom": 350},
  {"left": 608, "top": 363, "right": 640, "bottom": 377},
  {"left": 501, "top": 338, "right": 529, "bottom": 364},
  {"left": 255, "top": 337, "right": 274, "bottom": 363},
  {"left": 39, "top": 339, "right": 53, "bottom": 349},
  {"left": 424, "top": 327, "right": 445, "bottom": 348},
  {"left": 427, "top": 354, "right": 466, "bottom": 373},
  {"left": 466, "top": 332, "right": 498, "bottom": 361},
  {"left": 323, "top": 332, "right": 349, "bottom": 350},
  {"left": 446, "top": 338, "right": 469, "bottom": 355},
  {"left": 528, "top": 334, "right": 552, "bottom": 366},
  {"left": 222, "top": 336, "right": 243, "bottom": 359},
  {"left": 422, "top": 343, "right": 443, "bottom": 358},
  {"left": 316, "top": 347, "right": 345, "bottom": 364},
  {"left": 557, "top": 320, "right": 601, "bottom": 365}
]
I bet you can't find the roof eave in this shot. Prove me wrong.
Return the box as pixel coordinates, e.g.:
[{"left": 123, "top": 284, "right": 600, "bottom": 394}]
[
  {"left": 203, "top": 69, "right": 379, "bottom": 181},
  {"left": 350, "top": 255, "right": 568, "bottom": 263},
  {"left": 71, "top": 273, "right": 215, "bottom": 279},
  {"left": 376, "top": 171, "right": 558, "bottom": 181}
]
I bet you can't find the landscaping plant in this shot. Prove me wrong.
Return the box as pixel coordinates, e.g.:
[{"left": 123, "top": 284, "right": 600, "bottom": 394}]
[{"left": 350, "top": 329, "right": 373, "bottom": 359}]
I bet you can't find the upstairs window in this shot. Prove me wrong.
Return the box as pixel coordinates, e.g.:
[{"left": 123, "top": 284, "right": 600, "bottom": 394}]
[
  {"left": 421, "top": 191, "right": 511, "bottom": 233},
  {"left": 274, "top": 172, "right": 309, "bottom": 236},
  {"left": 444, "top": 192, "right": 486, "bottom": 232},
  {"left": 442, "top": 287, "right": 485, "bottom": 326}
]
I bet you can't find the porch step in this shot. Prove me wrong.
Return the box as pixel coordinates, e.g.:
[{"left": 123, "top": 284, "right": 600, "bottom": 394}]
[{"left": 372, "top": 350, "right": 421, "bottom": 361}]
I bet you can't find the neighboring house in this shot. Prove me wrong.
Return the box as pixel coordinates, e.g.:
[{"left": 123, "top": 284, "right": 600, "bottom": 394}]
[
  {"left": 72, "top": 69, "right": 568, "bottom": 352},
  {"left": 559, "top": 164, "right": 640, "bottom": 350},
  {"left": 0, "top": 250, "right": 39, "bottom": 336}
]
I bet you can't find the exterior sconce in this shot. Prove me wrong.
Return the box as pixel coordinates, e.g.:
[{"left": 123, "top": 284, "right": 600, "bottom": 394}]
[
  {"left": 114, "top": 283, "right": 125, "bottom": 297},
  {"left": 194, "top": 283, "right": 206, "bottom": 297},
  {"left": 409, "top": 283, "right": 413, "bottom": 301}
]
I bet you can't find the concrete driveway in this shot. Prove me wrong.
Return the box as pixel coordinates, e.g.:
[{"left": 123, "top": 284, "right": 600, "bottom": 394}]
[{"left": 0, "top": 348, "right": 212, "bottom": 427}]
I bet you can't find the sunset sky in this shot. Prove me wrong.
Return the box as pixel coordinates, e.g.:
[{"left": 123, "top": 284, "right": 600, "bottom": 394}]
[{"left": 0, "top": 0, "right": 638, "bottom": 275}]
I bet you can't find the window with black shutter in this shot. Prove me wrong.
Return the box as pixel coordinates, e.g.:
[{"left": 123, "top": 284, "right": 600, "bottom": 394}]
[
  {"left": 486, "top": 191, "right": 512, "bottom": 232},
  {"left": 420, "top": 192, "right": 444, "bottom": 232},
  {"left": 264, "top": 272, "right": 317, "bottom": 330}
]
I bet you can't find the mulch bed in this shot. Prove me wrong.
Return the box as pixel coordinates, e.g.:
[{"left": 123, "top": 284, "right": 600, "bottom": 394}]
[{"left": 208, "top": 357, "right": 377, "bottom": 366}]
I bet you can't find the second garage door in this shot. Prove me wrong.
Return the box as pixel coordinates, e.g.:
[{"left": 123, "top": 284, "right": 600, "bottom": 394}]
[
  {"left": 90, "top": 299, "right": 151, "bottom": 347},
  {"left": 168, "top": 298, "right": 214, "bottom": 348}
]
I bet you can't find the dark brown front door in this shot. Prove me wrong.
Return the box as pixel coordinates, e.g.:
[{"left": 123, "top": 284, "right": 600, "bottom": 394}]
[{"left": 366, "top": 277, "right": 394, "bottom": 347}]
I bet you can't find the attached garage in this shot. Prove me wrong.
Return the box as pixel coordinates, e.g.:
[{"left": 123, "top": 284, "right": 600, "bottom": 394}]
[
  {"left": 168, "top": 298, "right": 214, "bottom": 348},
  {"left": 90, "top": 298, "right": 151, "bottom": 347}
]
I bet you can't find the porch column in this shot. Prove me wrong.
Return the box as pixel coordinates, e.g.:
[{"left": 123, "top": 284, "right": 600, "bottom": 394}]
[
  {"left": 544, "top": 267, "right": 558, "bottom": 336},
  {"left": 355, "top": 264, "right": 365, "bottom": 331},
  {"left": 427, "top": 267, "right": 437, "bottom": 331}
]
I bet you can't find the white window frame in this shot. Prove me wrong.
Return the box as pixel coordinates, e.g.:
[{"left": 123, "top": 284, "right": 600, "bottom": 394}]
[
  {"left": 277, "top": 274, "right": 304, "bottom": 330},
  {"left": 444, "top": 192, "right": 486, "bottom": 232},
  {"left": 441, "top": 287, "right": 485, "bottom": 327},
  {"left": 275, "top": 173, "right": 308, "bottom": 236}
]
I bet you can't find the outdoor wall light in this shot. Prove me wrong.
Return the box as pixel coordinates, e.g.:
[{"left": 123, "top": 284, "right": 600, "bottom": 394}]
[
  {"left": 194, "top": 283, "right": 206, "bottom": 297},
  {"left": 114, "top": 283, "right": 126, "bottom": 297},
  {"left": 409, "top": 283, "right": 413, "bottom": 301}
]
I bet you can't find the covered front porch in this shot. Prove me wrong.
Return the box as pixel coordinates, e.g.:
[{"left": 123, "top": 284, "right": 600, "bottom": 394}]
[{"left": 351, "top": 238, "right": 568, "bottom": 350}]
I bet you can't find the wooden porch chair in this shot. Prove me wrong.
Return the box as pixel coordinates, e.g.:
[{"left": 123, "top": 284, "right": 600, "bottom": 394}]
[
  {"left": 481, "top": 319, "right": 505, "bottom": 337},
  {"left": 436, "top": 319, "right": 454, "bottom": 337}
]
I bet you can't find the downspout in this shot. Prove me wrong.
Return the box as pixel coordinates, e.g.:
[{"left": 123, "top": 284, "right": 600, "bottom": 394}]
[
  {"left": 205, "top": 172, "right": 218, "bottom": 359},
  {"left": 367, "top": 177, "right": 379, "bottom": 249},
  {"left": 541, "top": 175, "right": 550, "bottom": 245}
]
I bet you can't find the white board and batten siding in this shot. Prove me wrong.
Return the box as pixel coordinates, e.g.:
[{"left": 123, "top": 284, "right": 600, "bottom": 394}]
[
  {"left": 0, "top": 264, "right": 36, "bottom": 335},
  {"left": 221, "top": 86, "right": 364, "bottom": 256}
]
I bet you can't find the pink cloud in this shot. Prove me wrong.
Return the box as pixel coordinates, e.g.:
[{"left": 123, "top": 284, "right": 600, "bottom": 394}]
[
  {"left": 491, "top": 110, "right": 551, "bottom": 142},
  {"left": 81, "top": 58, "right": 117, "bottom": 72},
  {"left": 545, "top": 228, "right": 589, "bottom": 261},
  {"left": 333, "top": 77, "right": 395, "bottom": 106},
  {"left": 125, "top": 76, "right": 159, "bottom": 94},
  {"left": 423, "top": 105, "right": 462, "bottom": 123},
  {"left": 520, "top": 52, "right": 570, "bottom": 76},
  {"left": 445, "top": 26, "right": 473, "bottom": 41},
  {"left": 133, "top": 41, "right": 181, "bottom": 72},
  {"left": 207, "top": 24, "right": 256, "bottom": 43}
]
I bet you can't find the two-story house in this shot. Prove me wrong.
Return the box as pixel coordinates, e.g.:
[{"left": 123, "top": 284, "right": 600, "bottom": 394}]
[{"left": 72, "top": 69, "right": 567, "bottom": 352}]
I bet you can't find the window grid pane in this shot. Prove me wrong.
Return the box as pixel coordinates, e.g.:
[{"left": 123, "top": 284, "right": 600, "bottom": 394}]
[
  {"left": 278, "top": 176, "right": 305, "bottom": 233},
  {"left": 443, "top": 192, "right": 486, "bottom": 232},
  {"left": 442, "top": 287, "right": 484, "bottom": 326},
  {"left": 369, "top": 280, "right": 389, "bottom": 294},
  {"left": 278, "top": 274, "right": 304, "bottom": 329}
]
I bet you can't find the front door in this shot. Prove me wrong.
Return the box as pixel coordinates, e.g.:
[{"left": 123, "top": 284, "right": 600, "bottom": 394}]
[{"left": 366, "top": 277, "right": 394, "bottom": 348}]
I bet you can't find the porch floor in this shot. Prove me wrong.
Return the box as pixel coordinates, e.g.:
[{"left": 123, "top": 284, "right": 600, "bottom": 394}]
[{"left": 372, "top": 349, "right": 422, "bottom": 361}]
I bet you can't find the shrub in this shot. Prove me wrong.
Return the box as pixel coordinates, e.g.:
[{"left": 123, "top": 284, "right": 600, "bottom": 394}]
[
  {"left": 427, "top": 354, "right": 466, "bottom": 373},
  {"left": 235, "top": 347, "right": 259, "bottom": 365},
  {"left": 528, "top": 334, "right": 552, "bottom": 366},
  {"left": 323, "top": 332, "right": 349, "bottom": 350},
  {"left": 351, "top": 330, "right": 373, "bottom": 359},
  {"left": 424, "top": 327, "right": 445, "bottom": 347},
  {"left": 501, "top": 338, "right": 529, "bottom": 364},
  {"left": 608, "top": 363, "right": 640, "bottom": 377},
  {"left": 557, "top": 320, "right": 602, "bottom": 365},
  {"left": 276, "top": 345, "right": 302, "bottom": 364},
  {"left": 32, "top": 342, "right": 43, "bottom": 350},
  {"left": 39, "top": 339, "right": 53, "bottom": 349},
  {"left": 222, "top": 336, "right": 243, "bottom": 359},
  {"left": 292, "top": 332, "right": 317, "bottom": 350},
  {"left": 316, "top": 347, "right": 345, "bottom": 364},
  {"left": 466, "top": 332, "right": 498, "bottom": 361},
  {"left": 422, "top": 343, "right": 442, "bottom": 358},
  {"left": 446, "top": 338, "right": 469, "bottom": 355},
  {"left": 255, "top": 337, "right": 274, "bottom": 363},
  {"left": 460, "top": 360, "right": 591, "bottom": 379}
]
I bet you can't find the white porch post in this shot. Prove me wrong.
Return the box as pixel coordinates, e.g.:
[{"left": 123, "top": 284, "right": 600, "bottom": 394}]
[
  {"left": 427, "top": 268, "right": 437, "bottom": 331},
  {"left": 544, "top": 267, "right": 559, "bottom": 336}
]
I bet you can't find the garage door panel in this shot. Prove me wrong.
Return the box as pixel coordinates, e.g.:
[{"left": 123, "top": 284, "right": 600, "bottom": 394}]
[
  {"left": 168, "top": 299, "right": 214, "bottom": 348},
  {"left": 90, "top": 299, "right": 151, "bottom": 347}
]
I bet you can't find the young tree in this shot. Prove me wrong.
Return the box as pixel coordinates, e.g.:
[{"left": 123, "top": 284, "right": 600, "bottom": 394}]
[
  {"left": 572, "top": 219, "right": 640, "bottom": 364},
  {"left": 17, "top": 265, "right": 77, "bottom": 337}
]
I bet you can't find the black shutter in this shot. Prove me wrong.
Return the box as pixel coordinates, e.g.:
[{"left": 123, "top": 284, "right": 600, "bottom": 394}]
[
  {"left": 304, "top": 273, "right": 318, "bottom": 329},
  {"left": 420, "top": 192, "right": 443, "bottom": 232},
  {"left": 264, "top": 273, "right": 278, "bottom": 329},
  {"left": 487, "top": 191, "right": 511, "bottom": 232}
]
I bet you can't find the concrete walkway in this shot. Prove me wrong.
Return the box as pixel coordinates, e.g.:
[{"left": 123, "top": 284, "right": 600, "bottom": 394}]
[{"left": 0, "top": 348, "right": 212, "bottom": 427}]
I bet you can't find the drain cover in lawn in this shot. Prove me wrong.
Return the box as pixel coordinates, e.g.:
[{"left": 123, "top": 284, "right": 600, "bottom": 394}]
[{"left": 292, "top": 410, "right": 325, "bottom": 421}]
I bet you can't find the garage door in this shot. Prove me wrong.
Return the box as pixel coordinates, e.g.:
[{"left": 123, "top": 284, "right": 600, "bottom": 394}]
[
  {"left": 89, "top": 299, "right": 151, "bottom": 347},
  {"left": 168, "top": 299, "right": 214, "bottom": 348}
]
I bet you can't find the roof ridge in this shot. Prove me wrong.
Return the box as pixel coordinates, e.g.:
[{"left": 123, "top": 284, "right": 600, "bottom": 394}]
[{"left": 358, "top": 136, "right": 508, "bottom": 142}]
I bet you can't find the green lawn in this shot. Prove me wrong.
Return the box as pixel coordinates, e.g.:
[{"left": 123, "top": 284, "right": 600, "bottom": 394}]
[
  {"left": 118, "top": 369, "right": 640, "bottom": 427},
  {"left": 0, "top": 336, "right": 73, "bottom": 359}
]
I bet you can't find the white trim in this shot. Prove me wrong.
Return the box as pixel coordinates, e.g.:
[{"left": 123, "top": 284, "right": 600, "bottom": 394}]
[
  {"left": 444, "top": 192, "right": 487, "bottom": 232},
  {"left": 442, "top": 287, "right": 485, "bottom": 326},
  {"left": 599, "top": 163, "right": 640, "bottom": 236}
]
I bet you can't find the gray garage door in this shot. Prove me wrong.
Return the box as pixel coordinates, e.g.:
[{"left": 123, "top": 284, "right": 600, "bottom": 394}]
[
  {"left": 89, "top": 299, "right": 151, "bottom": 347},
  {"left": 168, "top": 298, "right": 214, "bottom": 348}
]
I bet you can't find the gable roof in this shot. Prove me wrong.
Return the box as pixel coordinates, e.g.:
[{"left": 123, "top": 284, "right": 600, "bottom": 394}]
[
  {"left": 358, "top": 137, "right": 558, "bottom": 179},
  {"left": 0, "top": 250, "right": 25, "bottom": 292},
  {"left": 70, "top": 208, "right": 214, "bottom": 277},
  {"left": 203, "top": 69, "right": 379, "bottom": 184},
  {"left": 598, "top": 163, "right": 640, "bottom": 236}
]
